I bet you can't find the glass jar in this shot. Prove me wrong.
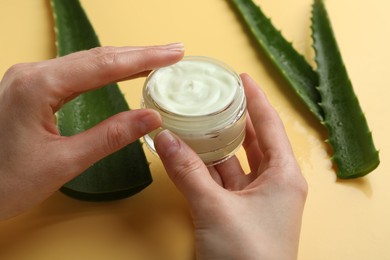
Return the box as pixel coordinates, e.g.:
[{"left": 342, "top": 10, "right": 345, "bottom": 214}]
[{"left": 141, "top": 56, "right": 246, "bottom": 166}]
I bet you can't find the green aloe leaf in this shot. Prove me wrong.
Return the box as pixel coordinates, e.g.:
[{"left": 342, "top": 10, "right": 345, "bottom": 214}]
[
  {"left": 230, "top": 0, "right": 324, "bottom": 121},
  {"left": 230, "top": 0, "right": 379, "bottom": 178},
  {"left": 312, "top": 0, "right": 379, "bottom": 178},
  {"left": 51, "top": 0, "right": 152, "bottom": 200}
]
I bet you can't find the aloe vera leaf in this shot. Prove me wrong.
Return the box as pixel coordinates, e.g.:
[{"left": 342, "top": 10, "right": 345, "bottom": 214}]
[
  {"left": 51, "top": 0, "right": 153, "bottom": 200},
  {"left": 230, "top": 0, "right": 324, "bottom": 121},
  {"left": 312, "top": 0, "right": 379, "bottom": 178}
]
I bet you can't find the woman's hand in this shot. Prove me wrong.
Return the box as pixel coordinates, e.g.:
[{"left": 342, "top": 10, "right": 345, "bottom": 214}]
[
  {"left": 155, "top": 73, "right": 308, "bottom": 260},
  {"left": 0, "top": 43, "right": 184, "bottom": 220}
]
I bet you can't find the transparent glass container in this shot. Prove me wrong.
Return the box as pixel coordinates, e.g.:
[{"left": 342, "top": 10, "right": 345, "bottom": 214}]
[{"left": 141, "top": 56, "right": 246, "bottom": 166}]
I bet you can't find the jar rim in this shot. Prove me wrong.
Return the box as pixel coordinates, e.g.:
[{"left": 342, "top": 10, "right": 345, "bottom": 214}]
[{"left": 143, "top": 56, "right": 243, "bottom": 118}]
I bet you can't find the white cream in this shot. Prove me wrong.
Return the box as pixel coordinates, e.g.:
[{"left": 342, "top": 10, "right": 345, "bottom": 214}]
[
  {"left": 142, "top": 56, "right": 246, "bottom": 165},
  {"left": 147, "top": 59, "right": 237, "bottom": 116}
]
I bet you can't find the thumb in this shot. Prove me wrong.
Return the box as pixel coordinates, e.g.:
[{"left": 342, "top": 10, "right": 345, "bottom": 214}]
[
  {"left": 63, "top": 109, "right": 161, "bottom": 176},
  {"left": 154, "top": 130, "right": 216, "bottom": 202}
]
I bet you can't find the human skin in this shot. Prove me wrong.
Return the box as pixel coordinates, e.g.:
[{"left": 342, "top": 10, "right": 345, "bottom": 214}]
[
  {"left": 155, "top": 74, "right": 308, "bottom": 260},
  {"left": 0, "top": 43, "right": 184, "bottom": 220},
  {"left": 0, "top": 44, "right": 307, "bottom": 259}
]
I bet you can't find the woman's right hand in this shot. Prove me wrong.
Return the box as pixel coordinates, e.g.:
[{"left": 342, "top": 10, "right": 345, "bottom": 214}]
[{"left": 155, "top": 73, "right": 308, "bottom": 260}]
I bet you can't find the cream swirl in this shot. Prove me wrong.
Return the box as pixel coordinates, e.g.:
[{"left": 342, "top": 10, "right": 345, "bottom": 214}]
[{"left": 148, "top": 58, "right": 237, "bottom": 116}]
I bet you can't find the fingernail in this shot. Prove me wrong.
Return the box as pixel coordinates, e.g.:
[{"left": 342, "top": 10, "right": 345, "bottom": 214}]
[
  {"left": 163, "top": 42, "right": 185, "bottom": 52},
  {"left": 155, "top": 129, "right": 180, "bottom": 158},
  {"left": 138, "top": 110, "right": 162, "bottom": 134}
]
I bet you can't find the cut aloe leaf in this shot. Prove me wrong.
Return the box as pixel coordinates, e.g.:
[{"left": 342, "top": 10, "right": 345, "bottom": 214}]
[
  {"left": 230, "top": 0, "right": 324, "bottom": 121},
  {"left": 230, "top": 0, "right": 379, "bottom": 178},
  {"left": 51, "top": 0, "right": 153, "bottom": 200},
  {"left": 312, "top": 0, "right": 379, "bottom": 178}
]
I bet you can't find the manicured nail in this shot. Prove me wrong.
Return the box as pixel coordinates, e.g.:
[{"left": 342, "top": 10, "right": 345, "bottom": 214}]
[
  {"left": 138, "top": 110, "right": 162, "bottom": 134},
  {"left": 155, "top": 129, "right": 180, "bottom": 158},
  {"left": 164, "top": 42, "right": 185, "bottom": 52}
]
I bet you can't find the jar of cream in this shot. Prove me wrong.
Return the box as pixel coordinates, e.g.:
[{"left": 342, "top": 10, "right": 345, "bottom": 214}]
[{"left": 142, "top": 56, "right": 246, "bottom": 165}]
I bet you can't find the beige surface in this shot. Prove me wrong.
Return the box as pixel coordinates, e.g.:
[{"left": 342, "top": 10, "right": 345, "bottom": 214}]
[{"left": 0, "top": 0, "right": 389, "bottom": 259}]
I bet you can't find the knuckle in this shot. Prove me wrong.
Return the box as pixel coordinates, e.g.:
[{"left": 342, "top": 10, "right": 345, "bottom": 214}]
[
  {"left": 285, "top": 172, "right": 308, "bottom": 200},
  {"left": 103, "top": 122, "right": 130, "bottom": 154},
  {"left": 263, "top": 148, "right": 291, "bottom": 169},
  {"left": 279, "top": 164, "right": 308, "bottom": 200},
  {"left": 262, "top": 150, "right": 308, "bottom": 200},
  {"left": 90, "top": 47, "right": 119, "bottom": 67},
  {"left": 296, "top": 176, "right": 309, "bottom": 199},
  {"left": 89, "top": 46, "right": 115, "bottom": 56},
  {"left": 172, "top": 156, "right": 204, "bottom": 183},
  {"left": 129, "top": 48, "right": 156, "bottom": 73},
  {"left": 3, "top": 63, "right": 42, "bottom": 98},
  {"left": 6, "top": 63, "right": 35, "bottom": 85},
  {"left": 4, "top": 63, "right": 25, "bottom": 79},
  {"left": 99, "top": 53, "right": 118, "bottom": 68}
]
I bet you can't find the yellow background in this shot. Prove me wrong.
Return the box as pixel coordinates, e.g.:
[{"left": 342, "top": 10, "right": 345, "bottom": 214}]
[{"left": 0, "top": 0, "right": 389, "bottom": 259}]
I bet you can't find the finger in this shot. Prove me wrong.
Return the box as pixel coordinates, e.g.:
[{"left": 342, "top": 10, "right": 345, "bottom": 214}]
[
  {"left": 154, "top": 130, "right": 217, "bottom": 202},
  {"left": 62, "top": 109, "right": 161, "bottom": 176},
  {"left": 48, "top": 43, "right": 184, "bottom": 66},
  {"left": 242, "top": 114, "right": 263, "bottom": 174},
  {"left": 57, "top": 43, "right": 184, "bottom": 91},
  {"left": 43, "top": 43, "right": 184, "bottom": 103},
  {"left": 59, "top": 71, "right": 152, "bottom": 107},
  {"left": 241, "top": 73, "right": 294, "bottom": 161},
  {"left": 213, "top": 155, "right": 251, "bottom": 191}
]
